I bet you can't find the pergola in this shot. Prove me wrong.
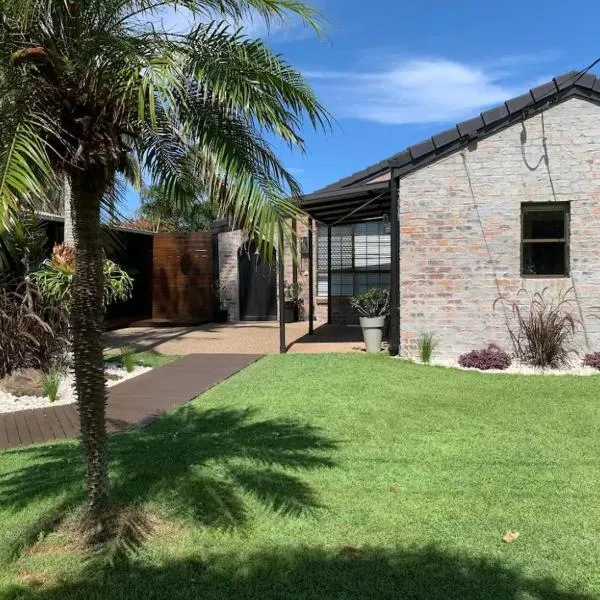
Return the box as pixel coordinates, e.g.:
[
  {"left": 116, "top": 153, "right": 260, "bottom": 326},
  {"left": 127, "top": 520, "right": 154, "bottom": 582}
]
[{"left": 276, "top": 173, "right": 400, "bottom": 356}]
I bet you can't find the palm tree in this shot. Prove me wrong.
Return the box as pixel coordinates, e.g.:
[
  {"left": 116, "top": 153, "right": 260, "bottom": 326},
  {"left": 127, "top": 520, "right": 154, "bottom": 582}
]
[{"left": 0, "top": 0, "right": 328, "bottom": 539}]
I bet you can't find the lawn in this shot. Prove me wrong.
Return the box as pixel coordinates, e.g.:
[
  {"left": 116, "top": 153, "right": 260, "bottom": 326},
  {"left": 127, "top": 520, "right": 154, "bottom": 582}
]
[{"left": 1, "top": 354, "right": 600, "bottom": 599}]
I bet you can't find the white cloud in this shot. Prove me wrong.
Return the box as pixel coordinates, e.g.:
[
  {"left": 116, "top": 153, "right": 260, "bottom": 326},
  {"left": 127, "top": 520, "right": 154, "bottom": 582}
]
[
  {"left": 140, "top": 5, "right": 312, "bottom": 41},
  {"left": 305, "top": 58, "right": 548, "bottom": 125}
]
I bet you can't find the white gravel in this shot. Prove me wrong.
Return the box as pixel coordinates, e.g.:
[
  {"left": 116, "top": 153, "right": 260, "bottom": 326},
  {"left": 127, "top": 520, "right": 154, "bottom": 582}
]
[
  {"left": 403, "top": 357, "right": 600, "bottom": 376},
  {"left": 0, "top": 365, "right": 152, "bottom": 414}
]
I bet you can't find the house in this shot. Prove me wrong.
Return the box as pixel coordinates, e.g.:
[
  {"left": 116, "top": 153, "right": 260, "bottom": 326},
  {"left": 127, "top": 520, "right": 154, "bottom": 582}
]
[{"left": 296, "top": 70, "right": 600, "bottom": 358}]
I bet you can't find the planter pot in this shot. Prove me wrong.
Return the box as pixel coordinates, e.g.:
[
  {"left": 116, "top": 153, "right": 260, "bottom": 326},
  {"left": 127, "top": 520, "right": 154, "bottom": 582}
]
[
  {"left": 359, "top": 316, "right": 386, "bottom": 353},
  {"left": 284, "top": 301, "right": 299, "bottom": 323},
  {"left": 214, "top": 308, "right": 229, "bottom": 323}
]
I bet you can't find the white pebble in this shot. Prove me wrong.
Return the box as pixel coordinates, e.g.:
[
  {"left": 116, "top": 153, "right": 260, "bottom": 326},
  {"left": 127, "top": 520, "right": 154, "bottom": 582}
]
[{"left": 0, "top": 365, "right": 152, "bottom": 414}]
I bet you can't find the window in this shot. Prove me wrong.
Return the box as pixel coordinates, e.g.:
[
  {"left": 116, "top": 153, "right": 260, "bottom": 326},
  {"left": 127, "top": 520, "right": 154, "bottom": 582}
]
[
  {"left": 521, "top": 203, "right": 569, "bottom": 277},
  {"left": 317, "top": 221, "right": 391, "bottom": 296}
]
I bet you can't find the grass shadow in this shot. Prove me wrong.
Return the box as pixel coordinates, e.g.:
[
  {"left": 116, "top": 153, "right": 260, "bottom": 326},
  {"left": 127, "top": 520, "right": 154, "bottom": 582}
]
[
  {"left": 4, "top": 544, "right": 596, "bottom": 600},
  {"left": 0, "top": 405, "right": 337, "bottom": 552}
]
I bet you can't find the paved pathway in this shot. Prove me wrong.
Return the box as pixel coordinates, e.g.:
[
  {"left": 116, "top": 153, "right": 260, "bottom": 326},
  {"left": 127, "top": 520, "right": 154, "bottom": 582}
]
[
  {"left": 0, "top": 354, "right": 262, "bottom": 450},
  {"left": 105, "top": 322, "right": 364, "bottom": 355}
]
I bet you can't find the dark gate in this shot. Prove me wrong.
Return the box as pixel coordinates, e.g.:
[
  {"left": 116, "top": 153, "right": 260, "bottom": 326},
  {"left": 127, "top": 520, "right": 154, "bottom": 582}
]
[{"left": 238, "top": 242, "right": 277, "bottom": 321}]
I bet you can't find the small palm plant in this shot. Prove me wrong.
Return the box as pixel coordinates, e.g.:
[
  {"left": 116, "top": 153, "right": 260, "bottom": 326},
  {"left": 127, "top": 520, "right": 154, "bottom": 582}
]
[
  {"left": 118, "top": 346, "right": 137, "bottom": 374},
  {"left": 417, "top": 332, "right": 438, "bottom": 364},
  {"left": 42, "top": 368, "right": 62, "bottom": 403}
]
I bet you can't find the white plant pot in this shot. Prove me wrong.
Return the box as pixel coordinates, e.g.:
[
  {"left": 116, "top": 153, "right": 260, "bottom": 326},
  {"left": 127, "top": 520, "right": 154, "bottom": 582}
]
[{"left": 359, "top": 316, "right": 386, "bottom": 353}]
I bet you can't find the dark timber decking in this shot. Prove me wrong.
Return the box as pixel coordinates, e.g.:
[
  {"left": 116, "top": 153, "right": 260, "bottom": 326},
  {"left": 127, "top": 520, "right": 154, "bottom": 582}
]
[{"left": 0, "top": 353, "right": 262, "bottom": 450}]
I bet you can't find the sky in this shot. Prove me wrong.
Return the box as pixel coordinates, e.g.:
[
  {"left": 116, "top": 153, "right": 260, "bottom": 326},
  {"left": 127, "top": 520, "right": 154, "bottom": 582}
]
[{"left": 125, "top": 0, "right": 600, "bottom": 215}]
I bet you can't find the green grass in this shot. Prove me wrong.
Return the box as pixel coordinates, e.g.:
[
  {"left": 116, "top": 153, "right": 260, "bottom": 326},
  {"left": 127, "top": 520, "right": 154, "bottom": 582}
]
[
  {"left": 1, "top": 354, "right": 600, "bottom": 599},
  {"left": 104, "top": 349, "right": 179, "bottom": 369}
]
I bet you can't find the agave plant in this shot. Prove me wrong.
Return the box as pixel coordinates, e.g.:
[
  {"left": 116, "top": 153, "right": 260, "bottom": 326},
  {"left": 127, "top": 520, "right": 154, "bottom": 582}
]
[{"left": 0, "top": 0, "right": 329, "bottom": 537}]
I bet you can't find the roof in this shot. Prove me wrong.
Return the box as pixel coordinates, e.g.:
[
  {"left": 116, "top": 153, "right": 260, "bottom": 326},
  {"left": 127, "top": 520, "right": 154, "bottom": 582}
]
[{"left": 301, "top": 70, "right": 600, "bottom": 224}]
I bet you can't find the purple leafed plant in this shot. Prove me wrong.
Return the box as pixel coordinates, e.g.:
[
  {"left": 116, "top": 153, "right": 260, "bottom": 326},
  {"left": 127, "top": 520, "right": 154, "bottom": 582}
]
[
  {"left": 458, "top": 346, "right": 512, "bottom": 371},
  {"left": 583, "top": 352, "right": 600, "bottom": 370}
]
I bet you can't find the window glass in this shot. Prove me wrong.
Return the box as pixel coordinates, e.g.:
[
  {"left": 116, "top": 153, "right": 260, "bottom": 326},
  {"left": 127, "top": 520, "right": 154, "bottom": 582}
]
[
  {"left": 521, "top": 204, "right": 568, "bottom": 276},
  {"left": 317, "top": 221, "right": 391, "bottom": 296}
]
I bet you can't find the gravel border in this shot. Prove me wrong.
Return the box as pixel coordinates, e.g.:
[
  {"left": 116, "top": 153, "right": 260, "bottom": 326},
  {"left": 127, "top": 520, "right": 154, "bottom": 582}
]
[
  {"left": 402, "top": 357, "right": 600, "bottom": 376},
  {"left": 0, "top": 365, "right": 152, "bottom": 414}
]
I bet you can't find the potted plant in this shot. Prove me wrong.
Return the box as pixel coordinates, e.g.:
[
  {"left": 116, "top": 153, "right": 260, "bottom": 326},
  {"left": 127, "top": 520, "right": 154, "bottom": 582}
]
[
  {"left": 284, "top": 281, "right": 304, "bottom": 323},
  {"left": 350, "top": 287, "right": 390, "bottom": 353},
  {"left": 212, "top": 278, "right": 229, "bottom": 323}
]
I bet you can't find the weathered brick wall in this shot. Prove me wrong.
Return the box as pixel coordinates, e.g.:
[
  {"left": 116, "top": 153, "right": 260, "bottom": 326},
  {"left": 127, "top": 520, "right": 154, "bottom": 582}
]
[
  {"left": 399, "top": 97, "right": 600, "bottom": 358},
  {"left": 217, "top": 230, "right": 244, "bottom": 322}
]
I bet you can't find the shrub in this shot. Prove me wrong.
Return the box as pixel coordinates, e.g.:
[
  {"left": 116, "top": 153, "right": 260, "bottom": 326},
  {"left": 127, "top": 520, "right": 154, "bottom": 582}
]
[
  {"left": 350, "top": 288, "right": 390, "bottom": 318},
  {"left": 0, "top": 282, "right": 69, "bottom": 379},
  {"left": 33, "top": 244, "right": 134, "bottom": 311},
  {"left": 583, "top": 352, "right": 600, "bottom": 370},
  {"left": 495, "top": 288, "right": 578, "bottom": 369},
  {"left": 43, "top": 369, "right": 62, "bottom": 403},
  {"left": 417, "top": 332, "right": 438, "bottom": 364},
  {"left": 118, "top": 346, "right": 137, "bottom": 373},
  {"left": 458, "top": 346, "right": 512, "bottom": 371}
]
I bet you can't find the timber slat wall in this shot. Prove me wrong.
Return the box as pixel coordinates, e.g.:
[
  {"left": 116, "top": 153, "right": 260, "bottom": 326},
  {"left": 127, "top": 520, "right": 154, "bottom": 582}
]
[{"left": 152, "top": 232, "right": 213, "bottom": 323}]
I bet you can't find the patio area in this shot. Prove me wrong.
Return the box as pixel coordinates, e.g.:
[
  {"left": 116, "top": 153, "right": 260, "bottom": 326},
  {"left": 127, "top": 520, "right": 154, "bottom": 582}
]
[{"left": 104, "top": 322, "right": 367, "bottom": 355}]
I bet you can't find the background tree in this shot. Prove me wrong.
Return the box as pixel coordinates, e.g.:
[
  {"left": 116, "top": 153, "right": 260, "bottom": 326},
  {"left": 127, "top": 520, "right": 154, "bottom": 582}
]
[
  {"left": 0, "top": 0, "right": 328, "bottom": 539},
  {"left": 137, "top": 183, "right": 218, "bottom": 232}
]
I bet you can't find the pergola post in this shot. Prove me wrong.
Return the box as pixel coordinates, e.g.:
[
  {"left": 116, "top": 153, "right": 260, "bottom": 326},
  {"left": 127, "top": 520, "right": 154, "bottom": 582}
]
[
  {"left": 388, "top": 169, "right": 400, "bottom": 356},
  {"left": 278, "top": 227, "right": 286, "bottom": 354},
  {"left": 308, "top": 218, "right": 314, "bottom": 335},
  {"left": 327, "top": 225, "right": 332, "bottom": 325}
]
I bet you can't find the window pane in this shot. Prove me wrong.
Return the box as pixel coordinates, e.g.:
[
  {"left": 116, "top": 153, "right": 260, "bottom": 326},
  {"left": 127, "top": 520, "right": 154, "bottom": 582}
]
[
  {"left": 523, "top": 209, "right": 565, "bottom": 240},
  {"left": 523, "top": 242, "right": 566, "bottom": 275},
  {"left": 317, "top": 272, "right": 328, "bottom": 296}
]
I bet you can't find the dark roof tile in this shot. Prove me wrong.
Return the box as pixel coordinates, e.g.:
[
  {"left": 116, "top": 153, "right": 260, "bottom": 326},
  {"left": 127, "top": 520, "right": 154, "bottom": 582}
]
[
  {"left": 554, "top": 71, "right": 579, "bottom": 90},
  {"left": 531, "top": 81, "right": 557, "bottom": 101},
  {"left": 390, "top": 150, "right": 411, "bottom": 167},
  {"left": 505, "top": 92, "right": 534, "bottom": 114},
  {"left": 432, "top": 126, "right": 460, "bottom": 148},
  {"left": 577, "top": 72, "right": 596, "bottom": 90},
  {"left": 481, "top": 104, "right": 509, "bottom": 125},
  {"left": 409, "top": 140, "right": 435, "bottom": 160},
  {"left": 457, "top": 115, "right": 484, "bottom": 136}
]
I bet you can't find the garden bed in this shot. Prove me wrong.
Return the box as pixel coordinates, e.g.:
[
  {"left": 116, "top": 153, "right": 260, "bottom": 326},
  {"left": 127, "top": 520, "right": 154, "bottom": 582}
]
[
  {"left": 405, "top": 356, "right": 600, "bottom": 376},
  {"left": 0, "top": 363, "right": 152, "bottom": 414}
]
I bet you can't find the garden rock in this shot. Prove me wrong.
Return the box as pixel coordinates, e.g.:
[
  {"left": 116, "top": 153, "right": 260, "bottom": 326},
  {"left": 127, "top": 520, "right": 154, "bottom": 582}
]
[{"left": 0, "top": 368, "right": 45, "bottom": 397}]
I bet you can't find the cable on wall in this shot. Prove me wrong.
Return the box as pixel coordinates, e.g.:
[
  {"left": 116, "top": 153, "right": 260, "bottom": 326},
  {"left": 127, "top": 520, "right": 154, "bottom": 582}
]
[{"left": 460, "top": 149, "right": 516, "bottom": 353}]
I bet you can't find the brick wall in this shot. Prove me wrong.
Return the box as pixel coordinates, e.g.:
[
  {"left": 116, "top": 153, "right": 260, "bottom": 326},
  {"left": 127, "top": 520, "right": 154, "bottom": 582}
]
[
  {"left": 217, "top": 230, "right": 244, "bottom": 322},
  {"left": 399, "top": 97, "right": 600, "bottom": 358}
]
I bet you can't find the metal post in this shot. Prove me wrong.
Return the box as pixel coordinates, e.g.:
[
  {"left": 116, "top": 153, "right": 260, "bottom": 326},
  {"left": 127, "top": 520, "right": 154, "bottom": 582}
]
[
  {"left": 327, "top": 225, "right": 332, "bottom": 325},
  {"left": 308, "top": 218, "right": 314, "bottom": 334},
  {"left": 389, "top": 170, "right": 400, "bottom": 356},
  {"left": 278, "top": 228, "right": 287, "bottom": 354}
]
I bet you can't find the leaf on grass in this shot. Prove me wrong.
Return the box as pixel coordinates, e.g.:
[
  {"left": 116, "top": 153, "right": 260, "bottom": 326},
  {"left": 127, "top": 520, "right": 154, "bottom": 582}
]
[{"left": 502, "top": 530, "right": 520, "bottom": 543}]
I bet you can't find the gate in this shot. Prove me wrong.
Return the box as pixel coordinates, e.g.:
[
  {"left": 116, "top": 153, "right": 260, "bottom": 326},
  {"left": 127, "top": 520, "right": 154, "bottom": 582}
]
[{"left": 238, "top": 242, "right": 277, "bottom": 321}]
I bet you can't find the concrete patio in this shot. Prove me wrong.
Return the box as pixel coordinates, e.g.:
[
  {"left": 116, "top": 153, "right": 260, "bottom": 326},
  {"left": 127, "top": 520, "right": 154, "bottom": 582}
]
[{"left": 104, "top": 322, "right": 367, "bottom": 355}]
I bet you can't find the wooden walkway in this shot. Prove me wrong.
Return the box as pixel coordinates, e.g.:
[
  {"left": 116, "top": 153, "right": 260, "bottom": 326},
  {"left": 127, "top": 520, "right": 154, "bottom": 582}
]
[{"left": 0, "top": 354, "right": 262, "bottom": 450}]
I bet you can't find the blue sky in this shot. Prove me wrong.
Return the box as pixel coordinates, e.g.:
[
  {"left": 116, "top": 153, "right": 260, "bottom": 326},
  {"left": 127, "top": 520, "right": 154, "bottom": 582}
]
[{"left": 125, "top": 0, "right": 600, "bottom": 214}]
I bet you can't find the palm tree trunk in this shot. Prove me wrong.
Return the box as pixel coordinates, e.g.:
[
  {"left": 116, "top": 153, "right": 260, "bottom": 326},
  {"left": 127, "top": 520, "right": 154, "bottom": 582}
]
[
  {"left": 63, "top": 173, "right": 75, "bottom": 246},
  {"left": 70, "top": 168, "right": 110, "bottom": 538}
]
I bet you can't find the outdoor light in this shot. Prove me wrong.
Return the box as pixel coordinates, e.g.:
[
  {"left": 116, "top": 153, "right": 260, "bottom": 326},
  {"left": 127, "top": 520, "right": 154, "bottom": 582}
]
[{"left": 300, "top": 235, "right": 310, "bottom": 255}]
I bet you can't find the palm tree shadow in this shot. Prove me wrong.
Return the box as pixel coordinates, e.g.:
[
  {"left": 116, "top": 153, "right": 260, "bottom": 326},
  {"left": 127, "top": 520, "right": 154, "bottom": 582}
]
[
  {"left": 5, "top": 545, "right": 596, "bottom": 600},
  {"left": 0, "top": 405, "right": 337, "bottom": 552}
]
